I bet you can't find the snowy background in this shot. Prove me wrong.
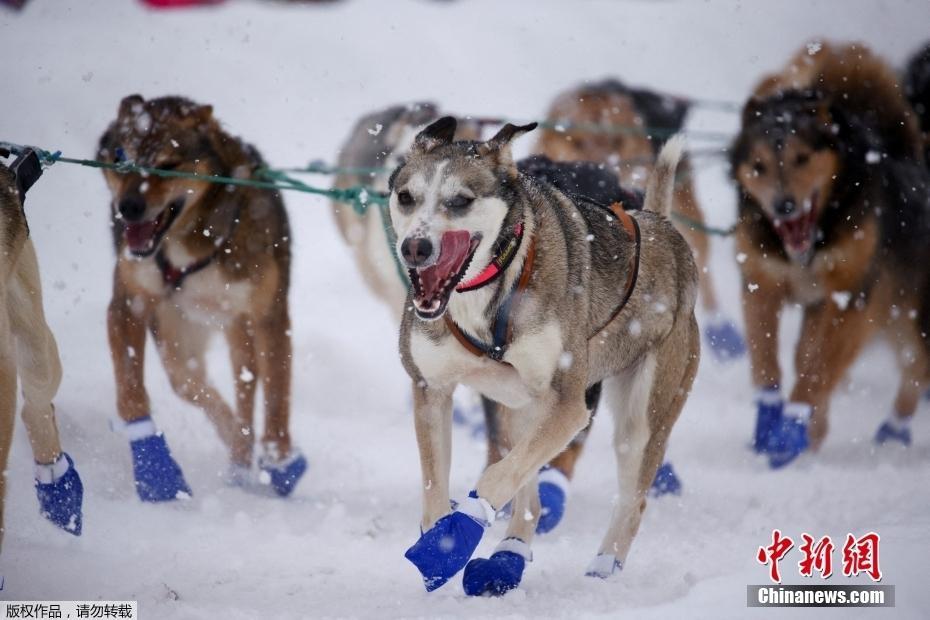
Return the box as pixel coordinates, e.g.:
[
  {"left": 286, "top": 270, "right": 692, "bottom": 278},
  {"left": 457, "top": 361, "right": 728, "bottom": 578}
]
[{"left": 1, "top": 0, "right": 929, "bottom": 618}]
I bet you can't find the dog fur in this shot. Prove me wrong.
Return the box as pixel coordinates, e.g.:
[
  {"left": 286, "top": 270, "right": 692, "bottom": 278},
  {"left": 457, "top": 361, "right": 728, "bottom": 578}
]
[
  {"left": 904, "top": 41, "right": 930, "bottom": 165},
  {"left": 391, "top": 117, "right": 699, "bottom": 571},
  {"left": 730, "top": 41, "right": 930, "bottom": 447},
  {"left": 97, "top": 95, "right": 296, "bottom": 469},
  {"left": 0, "top": 164, "right": 65, "bottom": 550}
]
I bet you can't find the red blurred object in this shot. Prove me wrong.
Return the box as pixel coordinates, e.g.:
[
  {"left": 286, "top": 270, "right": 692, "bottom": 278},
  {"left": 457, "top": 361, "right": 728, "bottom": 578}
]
[{"left": 141, "top": 0, "right": 226, "bottom": 8}]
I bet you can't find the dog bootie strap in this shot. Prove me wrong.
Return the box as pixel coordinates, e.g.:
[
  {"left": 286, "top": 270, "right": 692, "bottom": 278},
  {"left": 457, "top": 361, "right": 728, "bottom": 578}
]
[
  {"left": 462, "top": 538, "right": 530, "bottom": 597},
  {"left": 536, "top": 466, "right": 569, "bottom": 534},
  {"left": 258, "top": 449, "right": 308, "bottom": 498},
  {"left": 404, "top": 492, "right": 493, "bottom": 592},
  {"left": 34, "top": 452, "right": 83, "bottom": 536},
  {"left": 130, "top": 431, "right": 192, "bottom": 502},
  {"left": 703, "top": 314, "right": 747, "bottom": 362},
  {"left": 585, "top": 553, "right": 623, "bottom": 579}
]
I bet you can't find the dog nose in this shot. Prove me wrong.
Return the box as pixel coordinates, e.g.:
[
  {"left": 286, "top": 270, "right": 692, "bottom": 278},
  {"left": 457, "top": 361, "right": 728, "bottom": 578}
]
[
  {"left": 774, "top": 198, "right": 796, "bottom": 217},
  {"left": 401, "top": 237, "right": 433, "bottom": 267},
  {"left": 118, "top": 195, "right": 147, "bottom": 221}
]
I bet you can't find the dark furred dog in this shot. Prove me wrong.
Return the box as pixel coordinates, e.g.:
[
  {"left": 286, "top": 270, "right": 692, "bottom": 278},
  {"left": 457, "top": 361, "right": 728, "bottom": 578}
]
[
  {"left": 98, "top": 95, "right": 306, "bottom": 501},
  {"left": 730, "top": 42, "right": 930, "bottom": 467},
  {"left": 904, "top": 41, "right": 930, "bottom": 164}
]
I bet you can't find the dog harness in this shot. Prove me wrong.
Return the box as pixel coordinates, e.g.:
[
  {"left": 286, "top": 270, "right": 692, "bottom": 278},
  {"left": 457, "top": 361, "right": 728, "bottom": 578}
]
[
  {"left": 444, "top": 202, "right": 641, "bottom": 363},
  {"left": 155, "top": 248, "right": 219, "bottom": 290},
  {"left": 154, "top": 201, "right": 242, "bottom": 291}
]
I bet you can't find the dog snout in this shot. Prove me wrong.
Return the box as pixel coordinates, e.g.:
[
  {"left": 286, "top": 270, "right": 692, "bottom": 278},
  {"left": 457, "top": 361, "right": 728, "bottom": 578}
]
[
  {"left": 118, "top": 194, "right": 147, "bottom": 221},
  {"left": 774, "top": 198, "right": 797, "bottom": 218},
  {"left": 401, "top": 237, "right": 434, "bottom": 268}
]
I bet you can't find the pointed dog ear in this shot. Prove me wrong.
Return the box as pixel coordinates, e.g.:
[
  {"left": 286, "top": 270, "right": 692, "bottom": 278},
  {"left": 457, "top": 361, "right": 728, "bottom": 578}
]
[
  {"left": 118, "top": 94, "right": 145, "bottom": 118},
  {"left": 414, "top": 116, "right": 457, "bottom": 153},
  {"left": 478, "top": 122, "right": 538, "bottom": 167}
]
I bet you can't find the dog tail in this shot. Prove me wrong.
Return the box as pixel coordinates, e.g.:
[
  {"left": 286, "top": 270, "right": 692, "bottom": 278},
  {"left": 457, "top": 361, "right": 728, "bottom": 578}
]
[{"left": 643, "top": 135, "right": 685, "bottom": 218}]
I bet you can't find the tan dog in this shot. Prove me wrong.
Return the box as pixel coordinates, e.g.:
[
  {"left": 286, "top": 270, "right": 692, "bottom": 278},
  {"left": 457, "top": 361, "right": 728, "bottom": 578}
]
[
  {"left": 730, "top": 42, "right": 930, "bottom": 467},
  {"left": 97, "top": 95, "right": 306, "bottom": 501},
  {"left": 0, "top": 158, "right": 82, "bottom": 551},
  {"left": 392, "top": 118, "right": 699, "bottom": 594}
]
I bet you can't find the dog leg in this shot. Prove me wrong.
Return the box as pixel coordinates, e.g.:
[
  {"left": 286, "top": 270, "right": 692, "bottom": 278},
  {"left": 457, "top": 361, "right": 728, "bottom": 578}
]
[
  {"left": 464, "top": 408, "right": 537, "bottom": 596},
  {"left": 739, "top": 263, "right": 788, "bottom": 452},
  {"left": 152, "top": 304, "right": 238, "bottom": 453},
  {"left": 254, "top": 302, "right": 306, "bottom": 497},
  {"left": 590, "top": 318, "right": 698, "bottom": 578},
  {"left": 406, "top": 381, "right": 470, "bottom": 592},
  {"left": 11, "top": 242, "right": 83, "bottom": 534},
  {"left": 226, "top": 316, "right": 257, "bottom": 468},
  {"left": 0, "top": 326, "right": 16, "bottom": 552},
  {"left": 107, "top": 273, "right": 153, "bottom": 424},
  {"left": 875, "top": 320, "right": 930, "bottom": 447},
  {"left": 790, "top": 301, "right": 877, "bottom": 452}
]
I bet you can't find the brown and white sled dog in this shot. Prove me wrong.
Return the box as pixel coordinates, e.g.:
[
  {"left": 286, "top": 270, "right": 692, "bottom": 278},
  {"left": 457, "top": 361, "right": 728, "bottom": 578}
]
[
  {"left": 97, "top": 95, "right": 306, "bottom": 501},
  {"left": 731, "top": 41, "right": 930, "bottom": 467},
  {"left": 392, "top": 117, "right": 699, "bottom": 594},
  {"left": 0, "top": 160, "right": 82, "bottom": 550}
]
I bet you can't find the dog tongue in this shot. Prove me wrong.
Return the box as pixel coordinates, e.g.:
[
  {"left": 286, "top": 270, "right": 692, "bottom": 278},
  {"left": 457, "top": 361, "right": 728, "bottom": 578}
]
[
  {"left": 125, "top": 220, "right": 157, "bottom": 251},
  {"left": 417, "top": 230, "right": 472, "bottom": 301}
]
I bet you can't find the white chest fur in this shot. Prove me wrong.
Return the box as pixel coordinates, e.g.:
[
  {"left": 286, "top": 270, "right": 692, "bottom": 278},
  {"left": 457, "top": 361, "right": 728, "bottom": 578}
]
[
  {"left": 410, "top": 319, "right": 563, "bottom": 409},
  {"left": 124, "top": 256, "right": 253, "bottom": 328}
]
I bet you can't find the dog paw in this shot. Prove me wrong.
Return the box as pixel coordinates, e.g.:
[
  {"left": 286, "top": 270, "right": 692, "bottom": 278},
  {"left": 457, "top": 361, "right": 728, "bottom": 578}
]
[
  {"left": 34, "top": 452, "right": 83, "bottom": 536},
  {"left": 128, "top": 419, "right": 192, "bottom": 502},
  {"left": 649, "top": 462, "right": 682, "bottom": 497},
  {"left": 585, "top": 553, "right": 623, "bottom": 579},
  {"left": 536, "top": 467, "right": 569, "bottom": 534},
  {"left": 259, "top": 450, "right": 308, "bottom": 497},
  {"left": 405, "top": 493, "right": 493, "bottom": 591},
  {"left": 874, "top": 420, "right": 911, "bottom": 447},
  {"left": 463, "top": 548, "right": 527, "bottom": 596},
  {"left": 767, "top": 403, "right": 810, "bottom": 469},
  {"left": 703, "top": 316, "right": 747, "bottom": 362}
]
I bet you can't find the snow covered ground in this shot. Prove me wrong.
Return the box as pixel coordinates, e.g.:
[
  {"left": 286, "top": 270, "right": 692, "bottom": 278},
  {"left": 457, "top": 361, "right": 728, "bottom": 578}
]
[{"left": 1, "top": 0, "right": 929, "bottom": 617}]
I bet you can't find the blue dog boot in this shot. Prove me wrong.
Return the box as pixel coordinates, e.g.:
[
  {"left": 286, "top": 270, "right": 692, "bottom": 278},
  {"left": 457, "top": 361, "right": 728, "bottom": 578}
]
[
  {"left": 585, "top": 553, "right": 623, "bottom": 579},
  {"left": 767, "top": 403, "right": 810, "bottom": 469},
  {"left": 649, "top": 462, "right": 682, "bottom": 497},
  {"left": 874, "top": 415, "right": 912, "bottom": 447},
  {"left": 127, "top": 417, "right": 192, "bottom": 502},
  {"left": 753, "top": 388, "right": 783, "bottom": 453},
  {"left": 463, "top": 537, "right": 530, "bottom": 597},
  {"left": 34, "top": 452, "right": 83, "bottom": 536},
  {"left": 405, "top": 492, "right": 494, "bottom": 591},
  {"left": 536, "top": 466, "right": 569, "bottom": 534},
  {"left": 259, "top": 449, "right": 308, "bottom": 497},
  {"left": 703, "top": 314, "right": 747, "bottom": 362}
]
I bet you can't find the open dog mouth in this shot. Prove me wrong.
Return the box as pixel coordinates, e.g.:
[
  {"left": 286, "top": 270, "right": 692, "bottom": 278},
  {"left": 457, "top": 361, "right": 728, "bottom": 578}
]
[
  {"left": 124, "top": 198, "right": 184, "bottom": 257},
  {"left": 408, "top": 230, "right": 481, "bottom": 320},
  {"left": 772, "top": 192, "right": 818, "bottom": 260}
]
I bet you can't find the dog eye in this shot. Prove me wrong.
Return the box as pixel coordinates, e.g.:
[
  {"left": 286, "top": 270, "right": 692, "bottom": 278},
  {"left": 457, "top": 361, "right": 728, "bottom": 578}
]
[
  {"left": 794, "top": 153, "right": 810, "bottom": 167},
  {"left": 159, "top": 162, "right": 181, "bottom": 171},
  {"left": 114, "top": 147, "right": 127, "bottom": 163},
  {"left": 752, "top": 161, "right": 767, "bottom": 176},
  {"left": 446, "top": 194, "right": 475, "bottom": 211},
  {"left": 397, "top": 190, "right": 414, "bottom": 207}
]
